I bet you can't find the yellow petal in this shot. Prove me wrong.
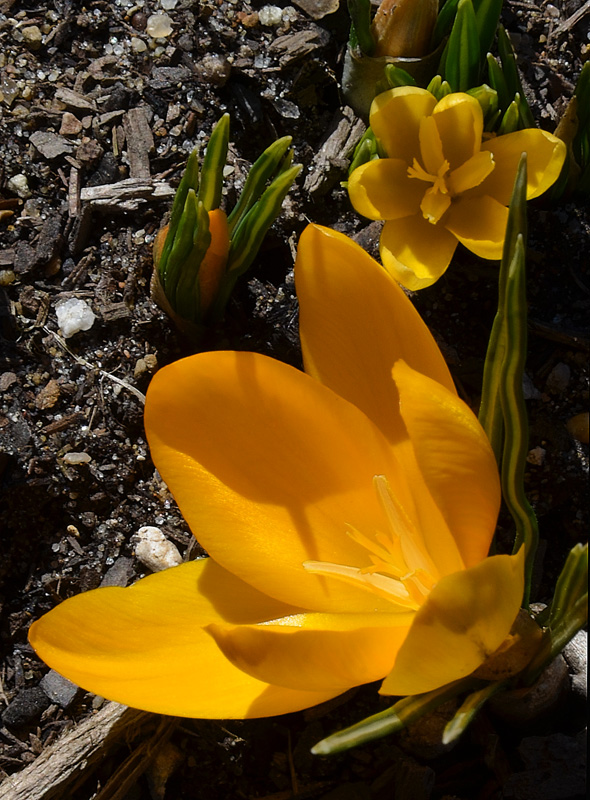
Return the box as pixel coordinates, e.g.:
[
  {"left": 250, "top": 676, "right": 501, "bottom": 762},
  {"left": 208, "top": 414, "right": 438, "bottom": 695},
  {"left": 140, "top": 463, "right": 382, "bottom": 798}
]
[
  {"left": 480, "top": 129, "right": 567, "bottom": 204},
  {"left": 379, "top": 549, "right": 526, "bottom": 696},
  {"left": 370, "top": 87, "right": 437, "bottom": 163},
  {"left": 420, "top": 187, "right": 451, "bottom": 224},
  {"left": 295, "top": 225, "right": 456, "bottom": 444},
  {"left": 444, "top": 194, "right": 509, "bottom": 259},
  {"left": 432, "top": 93, "right": 484, "bottom": 171},
  {"left": 379, "top": 214, "right": 457, "bottom": 290},
  {"left": 394, "top": 361, "right": 500, "bottom": 570},
  {"left": 29, "top": 559, "right": 336, "bottom": 718},
  {"left": 145, "top": 351, "right": 405, "bottom": 614},
  {"left": 348, "top": 159, "right": 424, "bottom": 221},
  {"left": 208, "top": 611, "right": 413, "bottom": 692},
  {"left": 419, "top": 115, "right": 446, "bottom": 175},
  {"left": 448, "top": 150, "right": 495, "bottom": 195}
]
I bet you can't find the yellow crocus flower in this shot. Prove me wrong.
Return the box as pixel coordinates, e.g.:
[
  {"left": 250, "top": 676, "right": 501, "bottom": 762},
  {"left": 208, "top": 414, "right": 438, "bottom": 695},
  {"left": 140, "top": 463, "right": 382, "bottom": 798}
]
[
  {"left": 29, "top": 226, "right": 524, "bottom": 718},
  {"left": 348, "top": 87, "right": 567, "bottom": 290}
]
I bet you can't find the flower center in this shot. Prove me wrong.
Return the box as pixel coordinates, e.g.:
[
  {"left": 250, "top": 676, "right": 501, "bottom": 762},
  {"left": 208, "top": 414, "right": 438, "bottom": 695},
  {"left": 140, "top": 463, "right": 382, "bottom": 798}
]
[
  {"left": 303, "top": 476, "right": 439, "bottom": 610},
  {"left": 407, "top": 158, "right": 452, "bottom": 225}
]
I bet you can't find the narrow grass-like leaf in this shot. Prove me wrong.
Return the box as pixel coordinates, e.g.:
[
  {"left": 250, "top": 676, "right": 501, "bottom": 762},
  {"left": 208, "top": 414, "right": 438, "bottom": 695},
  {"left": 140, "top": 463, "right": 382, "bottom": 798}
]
[
  {"left": 487, "top": 52, "right": 510, "bottom": 112},
  {"left": 498, "top": 99, "right": 520, "bottom": 134},
  {"left": 197, "top": 113, "right": 230, "bottom": 211},
  {"left": 349, "top": 129, "right": 381, "bottom": 174},
  {"left": 442, "top": 680, "right": 507, "bottom": 744},
  {"left": 207, "top": 164, "right": 301, "bottom": 322},
  {"left": 163, "top": 188, "right": 200, "bottom": 299},
  {"left": 173, "top": 199, "right": 211, "bottom": 322},
  {"left": 348, "top": 0, "right": 375, "bottom": 56},
  {"left": 427, "top": 74, "right": 452, "bottom": 99},
  {"left": 497, "top": 157, "right": 538, "bottom": 606},
  {"left": 473, "top": 0, "right": 502, "bottom": 58},
  {"left": 157, "top": 149, "right": 199, "bottom": 282},
  {"left": 227, "top": 137, "right": 293, "bottom": 235},
  {"left": 524, "top": 543, "right": 588, "bottom": 684},
  {"left": 467, "top": 83, "right": 498, "bottom": 120},
  {"left": 497, "top": 27, "right": 535, "bottom": 127},
  {"left": 433, "top": 0, "right": 461, "bottom": 46},
  {"left": 444, "top": 0, "right": 481, "bottom": 91},
  {"left": 384, "top": 64, "right": 418, "bottom": 88},
  {"left": 312, "top": 678, "right": 481, "bottom": 755}
]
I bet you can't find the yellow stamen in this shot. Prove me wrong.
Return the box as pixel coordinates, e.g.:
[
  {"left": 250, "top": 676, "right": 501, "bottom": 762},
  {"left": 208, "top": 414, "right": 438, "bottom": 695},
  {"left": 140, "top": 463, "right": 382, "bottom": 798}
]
[{"left": 302, "top": 476, "right": 438, "bottom": 610}]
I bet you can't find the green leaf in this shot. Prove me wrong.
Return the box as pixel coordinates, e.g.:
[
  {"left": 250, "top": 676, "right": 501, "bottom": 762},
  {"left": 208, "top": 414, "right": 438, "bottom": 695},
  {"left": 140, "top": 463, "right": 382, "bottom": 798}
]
[
  {"left": 312, "top": 677, "right": 482, "bottom": 755},
  {"left": 384, "top": 64, "right": 418, "bottom": 89},
  {"left": 487, "top": 52, "right": 510, "bottom": 113},
  {"left": 498, "top": 99, "right": 520, "bottom": 134},
  {"left": 163, "top": 188, "right": 200, "bottom": 300},
  {"left": 443, "top": 0, "right": 481, "bottom": 91},
  {"left": 157, "top": 149, "right": 199, "bottom": 281},
  {"left": 433, "top": 0, "right": 461, "bottom": 47},
  {"left": 227, "top": 136, "right": 293, "bottom": 236},
  {"left": 497, "top": 27, "right": 535, "bottom": 127},
  {"left": 348, "top": 0, "right": 375, "bottom": 56},
  {"left": 173, "top": 199, "right": 211, "bottom": 321},
  {"left": 442, "top": 680, "right": 507, "bottom": 744},
  {"left": 474, "top": 0, "right": 503, "bottom": 58},
  {"left": 207, "top": 164, "right": 301, "bottom": 322},
  {"left": 197, "top": 113, "right": 230, "bottom": 212},
  {"left": 496, "top": 157, "right": 539, "bottom": 607},
  {"left": 467, "top": 83, "right": 499, "bottom": 121},
  {"left": 349, "top": 128, "right": 381, "bottom": 174}
]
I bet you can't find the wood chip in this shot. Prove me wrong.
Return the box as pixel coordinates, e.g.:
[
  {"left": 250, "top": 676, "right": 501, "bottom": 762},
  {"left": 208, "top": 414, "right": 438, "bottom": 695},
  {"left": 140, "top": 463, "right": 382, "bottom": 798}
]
[
  {"left": 80, "top": 178, "right": 174, "bottom": 211},
  {"left": 304, "top": 106, "right": 365, "bottom": 196},
  {"left": 55, "top": 87, "right": 98, "bottom": 113},
  {"left": 123, "top": 108, "right": 154, "bottom": 179}
]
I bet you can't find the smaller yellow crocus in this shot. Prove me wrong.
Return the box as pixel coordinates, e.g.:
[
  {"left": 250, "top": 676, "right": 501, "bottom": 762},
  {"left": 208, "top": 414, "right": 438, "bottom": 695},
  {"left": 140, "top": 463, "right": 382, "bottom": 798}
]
[{"left": 348, "top": 87, "right": 567, "bottom": 290}]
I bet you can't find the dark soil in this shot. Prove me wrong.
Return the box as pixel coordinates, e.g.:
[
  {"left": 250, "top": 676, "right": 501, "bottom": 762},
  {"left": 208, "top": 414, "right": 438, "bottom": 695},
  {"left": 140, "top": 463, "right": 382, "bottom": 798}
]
[{"left": 0, "top": 0, "right": 588, "bottom": 798}]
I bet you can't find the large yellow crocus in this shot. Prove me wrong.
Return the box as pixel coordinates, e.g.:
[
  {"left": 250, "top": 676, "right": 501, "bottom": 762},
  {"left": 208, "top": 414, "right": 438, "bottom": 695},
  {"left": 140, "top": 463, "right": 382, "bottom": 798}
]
[
  {"left": 29, "top": 225, "right": 524, "bottom": 719},
  {"left": 348, "top": 87, "right": 566, "bottom": 290}
]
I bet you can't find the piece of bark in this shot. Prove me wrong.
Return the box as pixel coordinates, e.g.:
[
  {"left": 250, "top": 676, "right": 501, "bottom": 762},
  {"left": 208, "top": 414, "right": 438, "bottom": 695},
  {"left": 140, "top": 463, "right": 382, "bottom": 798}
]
[
  {"left": 304, "top": 106, "right": 365, "bottom": 197},
  {"left": 80, "top": 178, "right": 174, "bottom": 211},
  {"left": 123, "top": 107, "right": 154, "bottom": 179},
  {"left": 0, "top": 703, "right": 149, "bottom": 800}
]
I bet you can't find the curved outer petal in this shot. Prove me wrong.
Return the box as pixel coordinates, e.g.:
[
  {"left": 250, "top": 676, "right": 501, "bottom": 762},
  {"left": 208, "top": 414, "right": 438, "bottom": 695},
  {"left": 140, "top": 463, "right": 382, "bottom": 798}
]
[
  {"left": 29, "top": 559, "right": 338, "bottom": 718},
  {"left": 432, "top": 93, "right": 484, "bottom": 171},
  {"left": 208, "top": 611, "right": 414, "bottom": 692},
  {"left": 295, "top": 225, "right": 455, "bottom": 445},
  {"left": 479, "top": 130, "right": 567, "bottom": 205},
  {"left": 379, "top": 548, "right": 526, "bottom": 696},
  {"left": 145, "top": 351, "right": 414, "bottom": 614},
  {"left": 444, "top": 194, "right": 509, "bottom": 260},
  {"left": 394, "top": 361, "right": 500, "bottom": 570},
  {"left": 380, "top": 214, "right": 458, "bottom": 290},
  {"left": 348, "top": 159, "right": 424, "bottom": 221},
  {"left": 370, "top": 87, "right": 437, "bottom": 162}
]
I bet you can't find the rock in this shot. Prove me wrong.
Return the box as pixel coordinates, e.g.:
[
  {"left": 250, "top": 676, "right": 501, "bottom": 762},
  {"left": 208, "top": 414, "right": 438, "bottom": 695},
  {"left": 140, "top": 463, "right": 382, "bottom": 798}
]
[
  {"left": 40, "top": 670, "right": 79, "bottom": 708},
  {"left": 100, "top": 556, "right": 134, "bottom": 588},
  {"left": 545, "top": 362, "right": 571, "bottom": 394},
  {"left": 146, "top": 14, "right": 173, "bottom": 38},
  {"left": 489, "top": 655, "right": 570, "bottom": 725},
  {"left": 59, "top": 112, "right": 83, "bottom": 136},
  {"left": 30, "top": 131, "right": 73, "bottom": 159},
  {"left": 371, "top": 746, "right": 435, "bottom": 800},
  {"left": 503, "top": 730, "right": 586, "bottom": 800},
  {"left": 62, "top": 451, "right": 92, "bottom": 465},
  {"left": 197, "top": 55, "right": 231, "bottom": 87},
  {"left": 35, "top": 378, "right": 61, "bottom": 410},
  {"left": 22, "top": 25, "right": 43, "bottom": 51},
  {"left": 293, "top": 0, "right": 340, "bottom": 20},
  {"left": 562, "top": 629, "right": 587, "bottom": 701},
  {"left": 55, "top": 297, "right": 96, "bottom": 337},
  {"left": 133, "top": 526, "right": 183, "bottom": 572},
  {"left": 7, "top": 173, "right": 31, "bottom": 199},
  {"left": 1, "top": 687, "right": 50, "bottom": 727}
]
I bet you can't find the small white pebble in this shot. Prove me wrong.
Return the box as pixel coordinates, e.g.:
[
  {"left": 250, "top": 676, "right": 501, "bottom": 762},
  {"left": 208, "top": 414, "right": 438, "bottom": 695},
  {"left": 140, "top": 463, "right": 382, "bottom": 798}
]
[
  {"left": 131, "top": 37, "right": 147, "bottom": 53},
  {"left": 63, "top": 452, "right": 92, "bottom": 465},
  {"left": 146, "top": 13, "right": 173, "bottom": 38},
  {"left": 258, "top": 5, "right": 283, "bottom": 25},
  {"left": 134, "top": 526, "right": 182, "bottom": 572},
  {"left": 55, "top": 298, "right": 96, "bottom": 338},
  {"left": 526, "top": 446, "right": 546, "bottom": 466},
  {"left": 7, "top": 173, "right": 30, "bottom": 198}
]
